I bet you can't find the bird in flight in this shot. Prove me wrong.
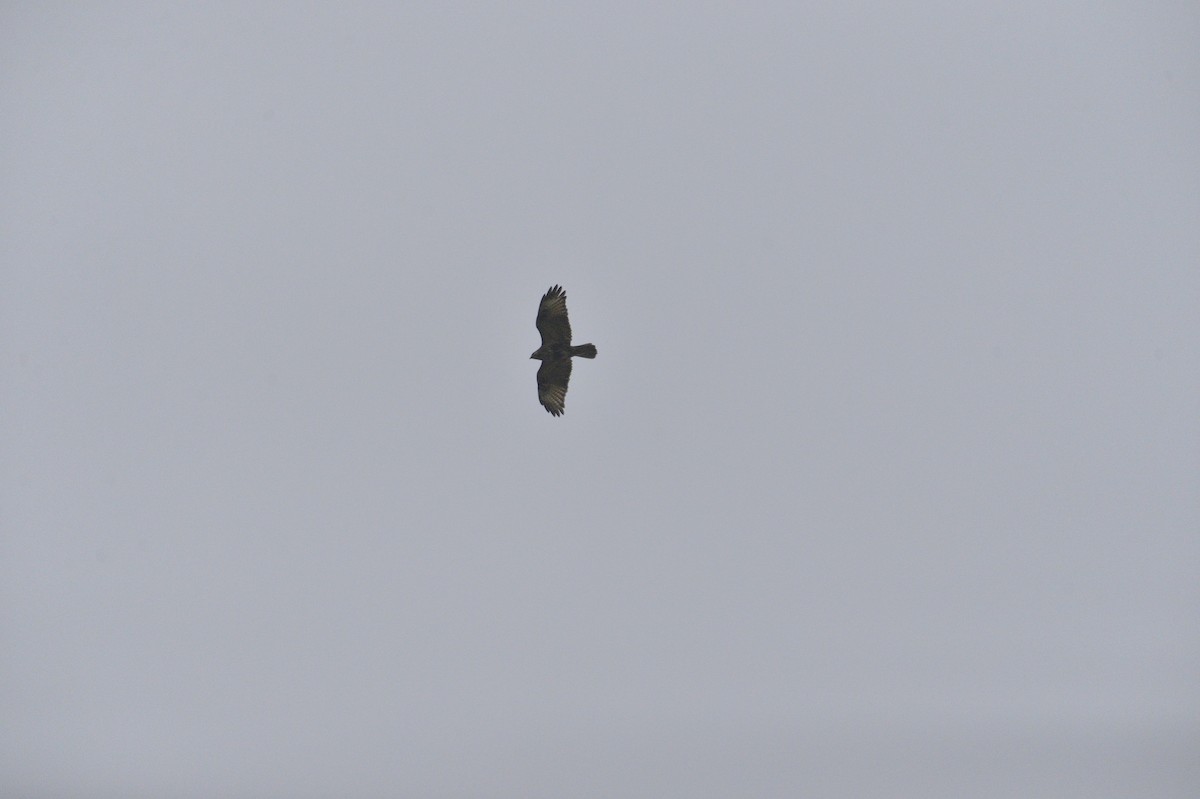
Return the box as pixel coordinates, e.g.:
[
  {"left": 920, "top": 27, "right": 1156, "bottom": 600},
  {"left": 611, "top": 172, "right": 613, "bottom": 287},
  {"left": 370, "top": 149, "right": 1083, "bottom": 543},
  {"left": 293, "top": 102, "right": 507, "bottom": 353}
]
[{"left": 530, "top": 285, "right": 597, "bottom": 416}]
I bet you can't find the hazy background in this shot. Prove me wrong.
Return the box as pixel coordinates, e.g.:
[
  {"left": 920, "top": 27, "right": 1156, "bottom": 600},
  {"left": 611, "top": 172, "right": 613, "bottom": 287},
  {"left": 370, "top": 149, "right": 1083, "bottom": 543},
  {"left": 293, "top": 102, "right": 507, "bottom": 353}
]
[{"left": 3, "top": 3, "right": 1198, "bottom": 796}]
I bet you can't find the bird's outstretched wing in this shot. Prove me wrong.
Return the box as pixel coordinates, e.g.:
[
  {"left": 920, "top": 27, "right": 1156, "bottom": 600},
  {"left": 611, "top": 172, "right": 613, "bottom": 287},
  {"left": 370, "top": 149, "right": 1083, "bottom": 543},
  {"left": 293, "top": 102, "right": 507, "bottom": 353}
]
[
  {"left": 537, "top": 358, "right": 572, "bottom": 416},
  {"left": 536, "top": 285, "right": 572, "bottom": 346}
]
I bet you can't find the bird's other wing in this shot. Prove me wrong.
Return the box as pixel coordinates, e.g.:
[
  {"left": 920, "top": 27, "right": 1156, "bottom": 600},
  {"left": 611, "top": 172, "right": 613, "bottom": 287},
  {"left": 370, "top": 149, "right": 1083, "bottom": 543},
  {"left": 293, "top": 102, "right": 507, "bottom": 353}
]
[
  {"left": 535, "top": 285, "right": 572, "bottom": 346},
  {"left": 536, "top": 358, "right": 572, "bottom": 416}
]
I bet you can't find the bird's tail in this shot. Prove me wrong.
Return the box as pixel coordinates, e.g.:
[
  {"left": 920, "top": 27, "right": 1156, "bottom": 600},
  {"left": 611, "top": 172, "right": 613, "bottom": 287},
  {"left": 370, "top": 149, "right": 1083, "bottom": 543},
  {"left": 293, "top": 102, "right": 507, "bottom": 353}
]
[{"left": 571, "top": 343, "right": 597, "bottom": 358}]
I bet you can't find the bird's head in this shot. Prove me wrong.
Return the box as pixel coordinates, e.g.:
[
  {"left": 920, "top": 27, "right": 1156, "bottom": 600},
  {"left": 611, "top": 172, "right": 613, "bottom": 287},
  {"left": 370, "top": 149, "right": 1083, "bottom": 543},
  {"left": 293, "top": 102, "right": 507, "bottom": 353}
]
[{"left": 529, "top": 346, "right": 545, "bottom": 360}]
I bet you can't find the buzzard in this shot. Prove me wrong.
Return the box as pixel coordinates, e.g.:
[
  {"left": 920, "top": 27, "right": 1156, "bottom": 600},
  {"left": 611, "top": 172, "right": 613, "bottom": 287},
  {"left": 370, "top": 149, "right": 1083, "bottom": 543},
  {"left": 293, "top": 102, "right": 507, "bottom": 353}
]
[{"left": 530, "top": 285, "right": 597, "bottom": 416}]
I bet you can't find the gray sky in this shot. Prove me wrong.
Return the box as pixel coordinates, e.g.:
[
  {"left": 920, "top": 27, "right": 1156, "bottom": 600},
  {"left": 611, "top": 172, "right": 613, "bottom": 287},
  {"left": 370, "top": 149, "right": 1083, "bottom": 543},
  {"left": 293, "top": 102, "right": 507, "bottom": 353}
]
[{"left": 3, "top": 3, "right": 1198, "bottom": 797}]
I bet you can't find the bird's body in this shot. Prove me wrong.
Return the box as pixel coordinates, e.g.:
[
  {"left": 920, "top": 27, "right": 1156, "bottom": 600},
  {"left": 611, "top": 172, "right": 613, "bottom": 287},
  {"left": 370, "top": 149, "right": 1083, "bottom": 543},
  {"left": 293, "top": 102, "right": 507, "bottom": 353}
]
[{"left": 530, "top": 285, "right": 596, "bottom": 416}]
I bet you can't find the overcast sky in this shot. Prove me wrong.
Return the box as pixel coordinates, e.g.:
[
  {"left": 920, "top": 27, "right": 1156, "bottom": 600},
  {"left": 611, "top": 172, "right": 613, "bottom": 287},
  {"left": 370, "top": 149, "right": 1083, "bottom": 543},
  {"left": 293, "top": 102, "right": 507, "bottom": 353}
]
[{"left": 3, "top": 3, "right": 1198, "bottom": 797}]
